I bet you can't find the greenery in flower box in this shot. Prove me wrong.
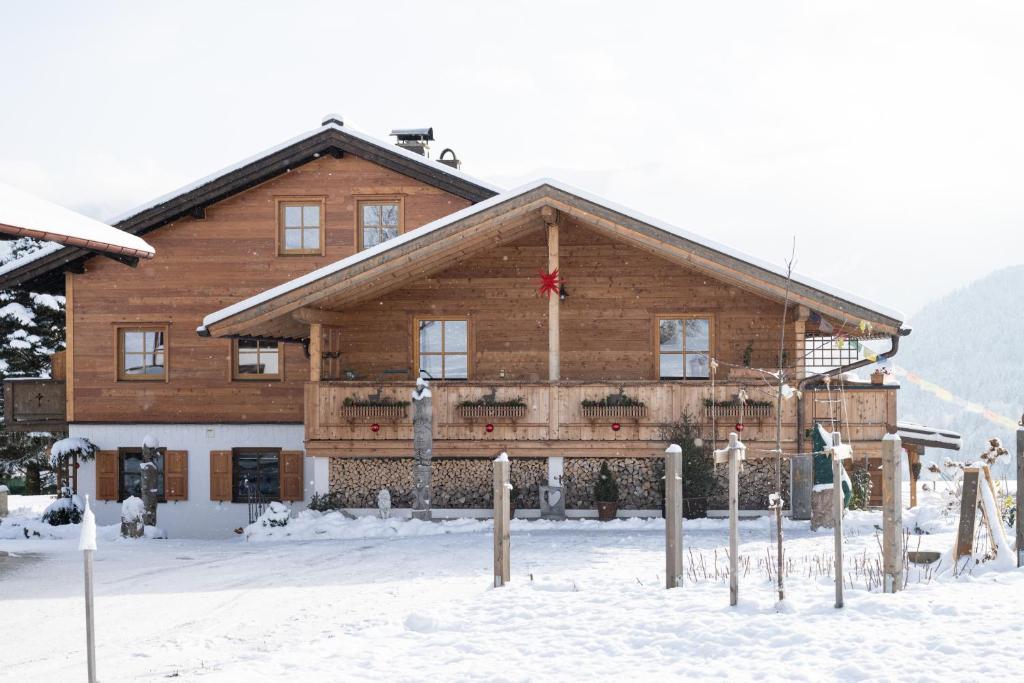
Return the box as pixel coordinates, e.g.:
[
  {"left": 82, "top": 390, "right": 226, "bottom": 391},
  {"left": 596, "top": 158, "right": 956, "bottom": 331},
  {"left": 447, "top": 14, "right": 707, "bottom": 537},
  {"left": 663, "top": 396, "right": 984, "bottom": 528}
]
[
  {"left": 581, "top": 388, "right": 645, "bottom": 409},
  {"left": 457, "top": 396, "right": 526, "bottom": 409},
  {"left": 342, "top": 396, "right": 410, "bottom": 408}
]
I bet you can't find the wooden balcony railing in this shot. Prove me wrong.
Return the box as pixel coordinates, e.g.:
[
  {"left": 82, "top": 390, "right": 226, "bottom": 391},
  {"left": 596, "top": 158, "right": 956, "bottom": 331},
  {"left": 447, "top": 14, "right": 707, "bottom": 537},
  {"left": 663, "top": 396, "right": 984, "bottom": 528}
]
[{"left": 304, "top": 380, "right": 897, "bottom": 457}]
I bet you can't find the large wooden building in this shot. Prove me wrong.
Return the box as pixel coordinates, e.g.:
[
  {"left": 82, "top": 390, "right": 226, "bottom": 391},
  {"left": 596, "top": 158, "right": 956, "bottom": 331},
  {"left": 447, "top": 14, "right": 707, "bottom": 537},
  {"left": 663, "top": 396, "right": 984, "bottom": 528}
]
[{"left": 0, "top": 116, "right": 908, "bottom": 536}]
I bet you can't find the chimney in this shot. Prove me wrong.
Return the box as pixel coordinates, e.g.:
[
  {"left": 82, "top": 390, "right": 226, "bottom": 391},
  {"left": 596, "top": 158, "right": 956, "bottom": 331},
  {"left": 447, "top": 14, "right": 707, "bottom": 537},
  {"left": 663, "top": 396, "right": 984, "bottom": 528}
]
[
  {"left": 437, "top": 148, "right": 461, "bottom": 169},
  {"left": 390, "top": 127, "right": 434, "bottom": 156}
]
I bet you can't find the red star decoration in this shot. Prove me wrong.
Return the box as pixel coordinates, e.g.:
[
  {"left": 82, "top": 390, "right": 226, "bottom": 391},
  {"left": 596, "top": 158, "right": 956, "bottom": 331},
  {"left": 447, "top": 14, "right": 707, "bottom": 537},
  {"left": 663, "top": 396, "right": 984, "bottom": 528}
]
[{"left": 537, "top": 268, "right": 564, "bottom": 298}]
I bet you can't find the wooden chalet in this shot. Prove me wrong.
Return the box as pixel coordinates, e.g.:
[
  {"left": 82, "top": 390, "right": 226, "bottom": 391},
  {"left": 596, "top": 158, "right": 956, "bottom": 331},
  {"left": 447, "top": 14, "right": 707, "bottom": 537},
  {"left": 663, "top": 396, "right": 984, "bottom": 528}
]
[{"left": 0, "top": 116, "right": 910, "bottom": 535}]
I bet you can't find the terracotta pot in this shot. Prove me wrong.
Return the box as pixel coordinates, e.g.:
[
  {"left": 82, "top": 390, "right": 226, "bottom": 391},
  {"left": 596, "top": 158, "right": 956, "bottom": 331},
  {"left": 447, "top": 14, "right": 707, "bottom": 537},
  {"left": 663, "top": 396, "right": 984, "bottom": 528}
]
[{"left": 595, "top": 501, "right": 618, "bottom": 521}]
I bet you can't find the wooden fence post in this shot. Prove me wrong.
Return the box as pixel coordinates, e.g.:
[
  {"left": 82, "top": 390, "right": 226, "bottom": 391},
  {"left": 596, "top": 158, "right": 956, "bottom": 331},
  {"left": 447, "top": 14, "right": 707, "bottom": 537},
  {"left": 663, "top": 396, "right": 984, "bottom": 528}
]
[
  {"left": 881, "top": 433, "right": 903, "bottom": 592},
  {"left": 665, "top": 444, "right": 683, "bottom": 589},
  {"left": 714, "top": 432, "right": 745, "bottom": 606},
  {"left": 79, "top": 495, "right": 97, "bottom": 683},
  {"left": 411, "top": 376, "right": 433, "bottom": 521},
  {"left": 1017, "top": 426, "right": 1023, "bottom": 568},
  {"left": 829, "top": 431, "right": 851, "bottom": 608},
  {"left": 493, "top": 452, "right": 511, "bottom": 587}
]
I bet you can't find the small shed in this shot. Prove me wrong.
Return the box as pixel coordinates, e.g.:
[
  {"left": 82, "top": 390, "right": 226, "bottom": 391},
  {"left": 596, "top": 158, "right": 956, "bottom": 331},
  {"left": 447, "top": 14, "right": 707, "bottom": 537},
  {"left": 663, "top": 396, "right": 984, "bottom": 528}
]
[{"left": 895, "top": 421, "right": 962, "bottom": 508}]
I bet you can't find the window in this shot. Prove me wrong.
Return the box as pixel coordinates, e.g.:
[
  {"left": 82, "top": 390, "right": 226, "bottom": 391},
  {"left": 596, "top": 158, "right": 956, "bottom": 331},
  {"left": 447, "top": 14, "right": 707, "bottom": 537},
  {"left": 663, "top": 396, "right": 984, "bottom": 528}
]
[
  {"left": 118, "top": 326, "right": 167, "bottom": 381},
  {"left": 278, "top": 199, "right": 324, "bottom": 255},
  {"left": 657, "top": 316, "right": 711, "bottom": 379},
  {"left": 118, "top": 448, "right": 165, "bottom": 502},
  {"left": 804, "top": 334, "right": 862, "bottom": 376},
  {"left": 415, "top": 318, "right": 469, "bottom": 380},
  {"left": 233, "top": 339, "right": 282, "bottom": 380},
  {"left": 231, "top": 448, "right": 280, "bottom": 503},
  {"left": 357, "top": 199, "right": 402, "bottom": 250}
]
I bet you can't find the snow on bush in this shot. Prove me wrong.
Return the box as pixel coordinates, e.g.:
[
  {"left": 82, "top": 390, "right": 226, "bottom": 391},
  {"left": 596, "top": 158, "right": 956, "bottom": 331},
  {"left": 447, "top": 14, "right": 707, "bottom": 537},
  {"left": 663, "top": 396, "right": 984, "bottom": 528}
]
[
  {"left": 121, "top": 496, "right": 145, "bottom": 522},
  {"left": 252, "top": 501, "right": 291, "bottom": 530},
  {"left": 49, "top": 436, "right": 98, "bottom": 467},
  {"left": 41, "top": 494, "right": 84, "bottom": 526}
]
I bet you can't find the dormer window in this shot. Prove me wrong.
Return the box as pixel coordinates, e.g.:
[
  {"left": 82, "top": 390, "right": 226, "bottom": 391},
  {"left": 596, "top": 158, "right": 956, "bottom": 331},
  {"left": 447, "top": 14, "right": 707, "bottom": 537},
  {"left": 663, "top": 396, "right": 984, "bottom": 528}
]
[
  {"left": 278, "top": 198, "right": 325, "bottom": 255},
  {"left": 357, "top": 198, "right": 403, "bottom": 250}
]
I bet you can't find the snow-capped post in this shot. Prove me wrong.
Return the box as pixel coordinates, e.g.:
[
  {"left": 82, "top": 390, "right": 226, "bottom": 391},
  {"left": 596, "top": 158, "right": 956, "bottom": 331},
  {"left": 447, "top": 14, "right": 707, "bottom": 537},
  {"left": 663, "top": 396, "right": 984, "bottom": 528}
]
[
  {"left": 881, "top": 433, "right": 903, "bottom": 593},
  {"left": 714, "top": 432, "right": 746, "bottom": 606},
  {"left": 827, "top": 431, "right": 852, "bottom": 608},
  {"left": 493, "top": 452, "right": 511, "bottom": 587},
  {"left": 140, "top": 435, "right": 159, "bottom": 528},
  {"left": 78, "top": 495, "right": 98, "bottom": 683},
  {"left": 1017, "top": 423, "right": 1023, "bottom": 568},
  {"left": 411, "top": 374, "right": 433, "bottom": 521},
  {"left": 664, "top": 443, "right": 683, "bottom": 589}
]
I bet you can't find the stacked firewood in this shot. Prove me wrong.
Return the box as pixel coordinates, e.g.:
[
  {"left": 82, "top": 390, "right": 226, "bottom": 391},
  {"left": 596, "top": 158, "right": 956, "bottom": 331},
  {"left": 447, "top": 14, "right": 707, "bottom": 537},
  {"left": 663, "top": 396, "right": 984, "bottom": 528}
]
[
  {"left": 563, "top": 458, "right": 663, "bottom": 509},
  {"left": 329, "top": 457, "right": 546, "bottom": 509}
]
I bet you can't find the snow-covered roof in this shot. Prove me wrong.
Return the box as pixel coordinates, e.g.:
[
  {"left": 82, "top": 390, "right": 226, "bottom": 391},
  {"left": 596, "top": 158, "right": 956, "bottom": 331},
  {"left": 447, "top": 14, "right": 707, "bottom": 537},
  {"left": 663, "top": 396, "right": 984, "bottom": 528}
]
[
  {"left": 896, "top": 422, "right": 962, "bottom": 450},
  {"left": 0, "top": 181, "right": 154, "bottom": 267},
  {"left": 107, "top": 119, "right": 499, "bottom": 226},
  {"left": 201, "top": 178, "right": 906, "bottom": 332},
  {"left": 0, "top": 117, "right": 498, "bottom": 288}
]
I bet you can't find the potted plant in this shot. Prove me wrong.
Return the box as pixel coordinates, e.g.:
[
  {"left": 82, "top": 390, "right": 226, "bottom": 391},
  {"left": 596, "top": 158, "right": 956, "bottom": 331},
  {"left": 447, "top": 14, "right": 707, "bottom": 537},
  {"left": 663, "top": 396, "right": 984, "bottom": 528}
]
[
  {"left": 870, "top": 368, "right": 888, "bottom": 385},
  {"left": 593, "top": 462, "right": 619, "bottom": 521}
]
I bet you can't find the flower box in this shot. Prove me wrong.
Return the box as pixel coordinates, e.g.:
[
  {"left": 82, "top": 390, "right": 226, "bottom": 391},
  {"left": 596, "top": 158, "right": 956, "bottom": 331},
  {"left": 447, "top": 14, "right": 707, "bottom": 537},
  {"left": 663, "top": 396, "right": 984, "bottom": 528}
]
[
  {"left": 703, "top": 403, "right": 773, "bottom": 419},
  {"left": 581, "top": 405, "right": 648, "bottom": 419},
  {"left": 457, "top": 404, "right": 528, "bottom": 420},
  {"left": 339, "top": 404, "right": 408, "bottom": 420}
]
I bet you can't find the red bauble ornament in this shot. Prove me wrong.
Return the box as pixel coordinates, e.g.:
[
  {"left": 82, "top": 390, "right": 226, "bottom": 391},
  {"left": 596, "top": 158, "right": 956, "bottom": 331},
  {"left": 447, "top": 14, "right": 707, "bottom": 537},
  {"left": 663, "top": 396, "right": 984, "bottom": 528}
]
[
  {"left": 611, "top": 422, "right": 621, "bottom": 432},
  {"left": 370, "top": 423, "right": 380, "bottom": 433},
  {"left": 485, "top": 423, "right": 495, "bottom": 433},
  {"left": 734, "top": 423, "right": 745, "bottom": 432}
]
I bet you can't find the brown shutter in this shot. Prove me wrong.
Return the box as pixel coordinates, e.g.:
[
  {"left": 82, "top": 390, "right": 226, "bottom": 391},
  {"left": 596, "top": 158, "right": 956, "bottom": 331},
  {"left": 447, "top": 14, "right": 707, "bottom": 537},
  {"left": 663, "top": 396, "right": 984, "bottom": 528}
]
[
  {"left": 165, "top": 450, "right": 188, "bottom": 501},
  {"left": 210, "top": 450, "right": 233, "bottom": 501},
  {"left": 279, "top": 451, "right": 304, "bottom": 501},
  {"left": 95, "top": 450, "right": 119, "bottom": 500}
]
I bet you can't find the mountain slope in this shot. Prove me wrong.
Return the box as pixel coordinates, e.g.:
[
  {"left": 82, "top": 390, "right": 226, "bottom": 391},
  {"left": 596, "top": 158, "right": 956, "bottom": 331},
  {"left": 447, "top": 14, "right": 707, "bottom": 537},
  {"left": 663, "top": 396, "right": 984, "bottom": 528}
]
[{"left": 897, "top": 265, "right": 1023, "bottom": 475}]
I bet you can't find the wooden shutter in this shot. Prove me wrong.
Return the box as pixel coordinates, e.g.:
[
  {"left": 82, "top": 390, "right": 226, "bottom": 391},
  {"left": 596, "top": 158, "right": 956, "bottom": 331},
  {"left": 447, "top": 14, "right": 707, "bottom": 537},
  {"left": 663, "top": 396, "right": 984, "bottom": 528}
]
[
  {"left": 95, "top": 450, "right": 119, "bottom": 500},
  {"left": 210, "top": 450, "right": 233, "bottom": 501},
  {"left": 165, "top": 450, "right": 188, "bottom": 501},
  {"left": 279, "top": 451, "right": 304, "bottom": 501}
]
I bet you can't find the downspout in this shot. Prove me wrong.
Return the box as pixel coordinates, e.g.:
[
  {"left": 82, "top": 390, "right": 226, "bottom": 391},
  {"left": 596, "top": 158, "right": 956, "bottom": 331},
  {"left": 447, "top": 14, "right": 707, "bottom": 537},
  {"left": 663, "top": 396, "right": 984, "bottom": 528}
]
[{"left": 795, "top": 328, "right": 911, "bottom": 456}]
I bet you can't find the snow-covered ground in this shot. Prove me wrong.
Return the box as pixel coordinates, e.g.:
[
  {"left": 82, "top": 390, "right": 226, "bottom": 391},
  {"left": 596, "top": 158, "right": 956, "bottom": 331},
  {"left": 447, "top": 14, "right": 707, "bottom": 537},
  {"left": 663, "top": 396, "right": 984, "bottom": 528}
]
[{"left": 1, "top": 487, "right": 1021, "bottom": 682}]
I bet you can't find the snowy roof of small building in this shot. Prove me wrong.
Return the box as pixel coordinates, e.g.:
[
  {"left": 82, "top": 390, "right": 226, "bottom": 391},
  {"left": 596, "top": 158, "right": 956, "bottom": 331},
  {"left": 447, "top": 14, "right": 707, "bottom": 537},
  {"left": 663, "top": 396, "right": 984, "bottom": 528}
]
[
  {"left": 895, "top": 422, "right": 962, "bottom": 450},
  {"left": 0, "top": 117, "right": 498, "bottom": 292},
  {"left": 200, "top": 178, "right": 906, "bottom": 337},
  {"left": 0, "top": 181, "right": 154, "bottom": 266}
]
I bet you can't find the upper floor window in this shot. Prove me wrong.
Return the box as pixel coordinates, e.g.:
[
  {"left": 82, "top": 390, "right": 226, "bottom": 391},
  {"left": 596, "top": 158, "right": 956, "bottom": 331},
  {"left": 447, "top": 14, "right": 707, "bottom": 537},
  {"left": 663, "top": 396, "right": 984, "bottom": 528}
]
[
  {"left": 233, "top": 339, "right": 282, "bottom": 380},
  {"left": 358, "top": 198, "right": 402, "bottom": 250},
  {"left": 118, "top": 325, "right": 167, "bottom": 381},
  {"left": 657, "top": 316, "right": 710, "bottom": 379},
  {"left": 415, "top": 318, "right": 468, "bottom": 380},
  {"left": 278, "top": 199, "right": 324, "bottom": 255}
]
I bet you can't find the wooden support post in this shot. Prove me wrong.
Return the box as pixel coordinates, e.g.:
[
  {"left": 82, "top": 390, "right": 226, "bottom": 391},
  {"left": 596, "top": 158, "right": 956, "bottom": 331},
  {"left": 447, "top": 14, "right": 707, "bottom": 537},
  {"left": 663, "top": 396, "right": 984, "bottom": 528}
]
[
  {"left": 829, "top": 431, "right": 851, "bottom": 608},
  {"left": 907, "top": 445, "right": 920, "bottom": 509},
  {"left": 715, "top": 433, "right": 745, "bottom": 606},
  {"left": 493, "top": 452, "right": 511, "bottom": 587},
  {"left": 665, "top": 444, "right": 683, "bottom": 589},
  {"left": 79, "top": 496, "right": 97, "bottom": 683},
  {"left": 411, "top": 377, "right": 433, "bottom": 521},
  {"left": 881, "top": 433, "right": 903, "bottom": 593},
  {"left": 1017, "top": 427, "right": 1023, "bottom": 568},
  {"left": 308, "top": 322, "right": 323, "bottom": 382},
  {"left": 543, "top": 208, "right": 560, "bottom": 440}
]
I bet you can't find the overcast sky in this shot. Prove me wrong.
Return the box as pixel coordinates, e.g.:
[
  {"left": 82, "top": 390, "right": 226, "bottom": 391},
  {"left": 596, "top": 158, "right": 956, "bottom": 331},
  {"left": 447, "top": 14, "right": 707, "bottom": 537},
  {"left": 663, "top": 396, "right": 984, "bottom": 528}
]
[{"left": 1, "top": 1, "right": 1021, "bottom": 317}]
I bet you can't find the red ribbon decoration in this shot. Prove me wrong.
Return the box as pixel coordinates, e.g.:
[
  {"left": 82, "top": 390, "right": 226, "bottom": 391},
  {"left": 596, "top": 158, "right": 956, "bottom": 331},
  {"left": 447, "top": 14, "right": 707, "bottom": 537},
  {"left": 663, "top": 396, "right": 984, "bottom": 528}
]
[{"left": 537, "top": 268, "right": 564, "bottom": 298}]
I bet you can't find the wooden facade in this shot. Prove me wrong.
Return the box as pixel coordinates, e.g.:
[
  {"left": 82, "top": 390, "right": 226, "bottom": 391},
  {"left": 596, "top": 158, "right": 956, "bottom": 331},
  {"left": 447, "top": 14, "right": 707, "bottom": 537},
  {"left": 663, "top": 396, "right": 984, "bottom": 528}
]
[{"left": 65, "top": 154, "right": 471, "bottom": 423}]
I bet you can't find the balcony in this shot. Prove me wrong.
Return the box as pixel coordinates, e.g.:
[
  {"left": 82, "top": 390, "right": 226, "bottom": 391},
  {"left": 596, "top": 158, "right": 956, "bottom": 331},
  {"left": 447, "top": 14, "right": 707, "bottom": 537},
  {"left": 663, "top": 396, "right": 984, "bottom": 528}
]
[
  {"left": 3, "top": 377, "right": 67, "bottom": 432},
  {"left": 304, "top": 380, "right": 896, "bottom": 458}
]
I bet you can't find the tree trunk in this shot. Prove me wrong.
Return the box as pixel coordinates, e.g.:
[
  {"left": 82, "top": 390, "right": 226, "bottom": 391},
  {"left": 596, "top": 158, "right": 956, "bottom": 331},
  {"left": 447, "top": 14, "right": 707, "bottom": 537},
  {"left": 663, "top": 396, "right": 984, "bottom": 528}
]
[
  {"left": 140, "top": 444, "right": 158, "bottom": 527},
  {"left": 24, "top": 461, "right": 41, "bottom": 495},
  {"left": 411, "top": 380, "right": 433, "bottom": 521}
]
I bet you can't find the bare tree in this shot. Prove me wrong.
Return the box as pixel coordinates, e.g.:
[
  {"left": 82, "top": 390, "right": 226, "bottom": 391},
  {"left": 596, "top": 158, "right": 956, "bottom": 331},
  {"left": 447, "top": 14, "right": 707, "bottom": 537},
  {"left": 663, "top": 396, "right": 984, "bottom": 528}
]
[{"left": 772, "top": 239, "right": 797, "bottom": 602}]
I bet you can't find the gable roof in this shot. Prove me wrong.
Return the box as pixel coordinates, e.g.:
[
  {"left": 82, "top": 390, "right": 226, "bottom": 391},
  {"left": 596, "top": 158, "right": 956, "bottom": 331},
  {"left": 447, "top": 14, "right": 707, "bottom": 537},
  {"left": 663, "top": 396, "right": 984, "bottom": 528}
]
[
  {"left": 0, "top": 118, "right": 499, "bottom": 292},
  {"left": 0, "top": 181, "right": 154, "bottom": 261},
  {"left": 199, "top": 179, "right": 906, "bottom": 341}
]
